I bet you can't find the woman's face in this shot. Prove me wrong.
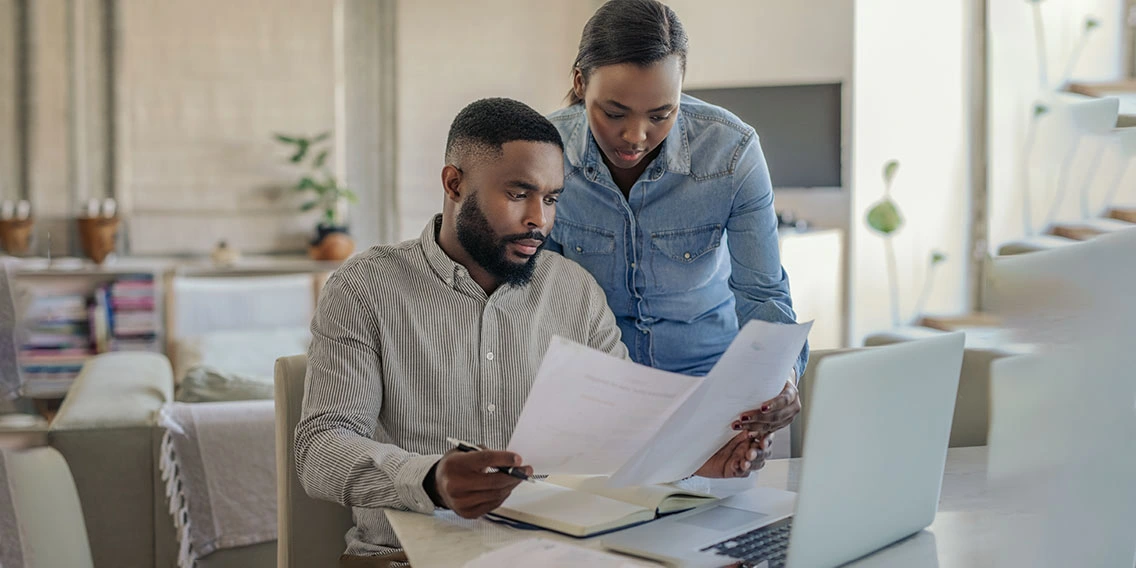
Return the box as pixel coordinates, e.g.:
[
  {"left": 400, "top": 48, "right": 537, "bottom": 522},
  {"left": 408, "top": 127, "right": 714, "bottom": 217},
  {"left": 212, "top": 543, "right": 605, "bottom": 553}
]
[{"left": 574, "top": 55, "right": 683, "bottom": 173}]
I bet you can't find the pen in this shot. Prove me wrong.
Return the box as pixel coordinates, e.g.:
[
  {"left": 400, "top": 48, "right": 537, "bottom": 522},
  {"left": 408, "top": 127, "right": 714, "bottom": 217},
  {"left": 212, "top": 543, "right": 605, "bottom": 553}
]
[{"left": 445, "top": 437, "right": 534, "bottom": 482}]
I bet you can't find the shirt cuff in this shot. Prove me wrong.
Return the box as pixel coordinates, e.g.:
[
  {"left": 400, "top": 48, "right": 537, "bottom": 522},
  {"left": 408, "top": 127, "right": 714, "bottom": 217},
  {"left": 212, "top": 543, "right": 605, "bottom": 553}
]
[{"left": 395, "top": 453, "right": 444, "bottom": 513}]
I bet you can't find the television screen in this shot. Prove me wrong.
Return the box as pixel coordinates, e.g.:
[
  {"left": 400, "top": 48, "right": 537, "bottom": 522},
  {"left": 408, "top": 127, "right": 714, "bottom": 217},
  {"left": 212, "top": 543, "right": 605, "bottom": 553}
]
[{"left": 684, "top": 83, "right": 842, "bottom": 189}]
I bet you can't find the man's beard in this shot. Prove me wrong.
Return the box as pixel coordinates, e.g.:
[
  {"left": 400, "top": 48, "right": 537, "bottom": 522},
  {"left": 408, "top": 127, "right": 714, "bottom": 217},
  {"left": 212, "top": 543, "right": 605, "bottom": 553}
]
[{"left": 456, "top": 193, "right": 545, "bottom": 287}]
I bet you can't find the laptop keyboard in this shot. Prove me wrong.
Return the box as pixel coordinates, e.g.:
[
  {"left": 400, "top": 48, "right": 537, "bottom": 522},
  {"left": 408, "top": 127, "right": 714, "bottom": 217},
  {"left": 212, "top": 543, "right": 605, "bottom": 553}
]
[{"left": 700, "top": 517, "right": 793, "bottom": 567}]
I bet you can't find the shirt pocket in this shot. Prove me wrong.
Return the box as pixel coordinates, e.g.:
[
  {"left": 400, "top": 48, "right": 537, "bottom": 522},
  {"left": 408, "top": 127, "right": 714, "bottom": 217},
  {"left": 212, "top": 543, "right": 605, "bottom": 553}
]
[
  {"left": 552, "top": 219, "right": 616, "bottom": 286},
  {"left": 648, "top": 223, "right": 724, "bottom": 293}
]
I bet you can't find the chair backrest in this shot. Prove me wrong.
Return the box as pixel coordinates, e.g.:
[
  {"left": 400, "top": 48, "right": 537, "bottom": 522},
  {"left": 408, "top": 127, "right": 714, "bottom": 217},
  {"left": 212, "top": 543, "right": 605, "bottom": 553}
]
[
  {"left": 0, "top": 446, "right": 94, "bottom": 568},
  {"left": 789, "top": 348, "right": 859, "bottom": 458},
  {"left": 274, "top": 354, "right": 355, "bottom": 568}
]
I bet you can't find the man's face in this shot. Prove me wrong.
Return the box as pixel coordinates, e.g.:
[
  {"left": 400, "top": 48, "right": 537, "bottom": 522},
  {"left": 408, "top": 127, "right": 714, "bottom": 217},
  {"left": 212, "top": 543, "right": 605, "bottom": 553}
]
[{"left": 455, "top": 140, "right": 564, "bottom": 287}]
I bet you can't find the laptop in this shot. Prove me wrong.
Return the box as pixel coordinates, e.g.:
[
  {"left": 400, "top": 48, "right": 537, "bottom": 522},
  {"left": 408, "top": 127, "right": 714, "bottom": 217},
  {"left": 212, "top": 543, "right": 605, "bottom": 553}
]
[{"left": 602, "top": 333, "right": 965, "bottom": 568}]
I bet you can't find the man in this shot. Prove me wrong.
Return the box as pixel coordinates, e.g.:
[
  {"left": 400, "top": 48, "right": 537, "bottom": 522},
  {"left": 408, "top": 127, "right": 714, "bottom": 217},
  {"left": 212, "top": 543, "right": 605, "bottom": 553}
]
[{"left": 296, "top": 98, "right": 767, "bottom": 567}]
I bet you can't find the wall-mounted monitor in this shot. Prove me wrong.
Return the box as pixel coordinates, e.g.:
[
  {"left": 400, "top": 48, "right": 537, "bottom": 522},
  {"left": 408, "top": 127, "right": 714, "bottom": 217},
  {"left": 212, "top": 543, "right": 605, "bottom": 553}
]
[{"left": 684, "top": 83, "right": 842, "bottom": 189}]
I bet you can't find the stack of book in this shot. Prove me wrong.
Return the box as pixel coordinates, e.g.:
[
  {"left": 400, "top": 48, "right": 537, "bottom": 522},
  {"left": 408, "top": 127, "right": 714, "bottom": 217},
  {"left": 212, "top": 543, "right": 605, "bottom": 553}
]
[
  {"left": 20, "top": 294, "right": 95, "bottom": 396},
  {"left": 106, "top": 275, "right": 160, "bottom": 352}
]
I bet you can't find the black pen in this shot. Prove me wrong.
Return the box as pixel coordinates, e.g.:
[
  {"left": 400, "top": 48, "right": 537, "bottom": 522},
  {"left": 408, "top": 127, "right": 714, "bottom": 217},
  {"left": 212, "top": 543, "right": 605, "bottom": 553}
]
[{"left": 445, "top": 437, "right": 534, "bottom": 482}]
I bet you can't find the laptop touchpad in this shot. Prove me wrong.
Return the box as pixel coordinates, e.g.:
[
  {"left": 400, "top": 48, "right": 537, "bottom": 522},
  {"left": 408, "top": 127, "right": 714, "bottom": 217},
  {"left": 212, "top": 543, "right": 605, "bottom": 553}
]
[{"left": 677, "top": 506, "right": 767, "bottom": 531}]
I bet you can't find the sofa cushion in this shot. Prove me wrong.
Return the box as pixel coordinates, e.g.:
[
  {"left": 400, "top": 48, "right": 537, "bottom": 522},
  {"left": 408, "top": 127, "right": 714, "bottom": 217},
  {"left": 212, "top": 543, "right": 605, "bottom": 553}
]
[
  {"left": 51, "top": 352, "right": 173, "bottom": 430},
  {"left": 174, "top": 327, "right": 310, "bottom": 402}
]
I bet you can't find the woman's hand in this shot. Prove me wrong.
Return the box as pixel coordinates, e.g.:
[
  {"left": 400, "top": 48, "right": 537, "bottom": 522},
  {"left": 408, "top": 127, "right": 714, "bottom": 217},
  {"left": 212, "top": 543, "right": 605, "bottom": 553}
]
[
  {"left": 733, "top": 378, "right": 800, "bottom": 436},
  {"left": 694, "top": 431, "right": 773, "bottom": 478}
]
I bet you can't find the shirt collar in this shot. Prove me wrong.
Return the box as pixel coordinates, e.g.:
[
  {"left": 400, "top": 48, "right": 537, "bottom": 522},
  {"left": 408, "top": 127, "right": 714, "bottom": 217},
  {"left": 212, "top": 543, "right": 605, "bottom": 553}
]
[
  {"left": 563, "top": 104, "right": 692, "bottom": 179},
  {"left": 418, "top": 214, "right": 523, "bottom": 300},
  {"left": 420, "top": 214, "right": 467, "bottom": 288}
]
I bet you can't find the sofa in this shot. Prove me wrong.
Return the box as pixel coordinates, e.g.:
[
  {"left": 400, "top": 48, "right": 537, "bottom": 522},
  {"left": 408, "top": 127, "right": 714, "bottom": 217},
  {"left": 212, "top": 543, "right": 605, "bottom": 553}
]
[{"left": 47, "top": 352, "right": 276, "bottom": 568}]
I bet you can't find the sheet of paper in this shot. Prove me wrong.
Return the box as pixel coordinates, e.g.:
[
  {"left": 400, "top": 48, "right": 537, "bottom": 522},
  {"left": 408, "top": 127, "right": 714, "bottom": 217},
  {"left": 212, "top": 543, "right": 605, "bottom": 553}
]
[
  {"left": 506, "top": 336, "right": 704, "bottom": 475},
  {"left": 608, "top": 320, "right": 813, "bottom": 486},
  {"left": 462, "top": 538, "right": 646, "bottom": 568}
]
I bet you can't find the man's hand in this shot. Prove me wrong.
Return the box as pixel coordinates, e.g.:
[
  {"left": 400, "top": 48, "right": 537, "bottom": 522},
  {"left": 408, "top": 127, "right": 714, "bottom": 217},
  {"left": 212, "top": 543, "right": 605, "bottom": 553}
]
[
  {"left": 430, "top": 449, "right": 533, "bottom": 519},
  {"left": 733, "top": 378, "right": 800, "bottom": 436},
  {"left": 694, "top": 431, "right": 773, "bottom": 478}
]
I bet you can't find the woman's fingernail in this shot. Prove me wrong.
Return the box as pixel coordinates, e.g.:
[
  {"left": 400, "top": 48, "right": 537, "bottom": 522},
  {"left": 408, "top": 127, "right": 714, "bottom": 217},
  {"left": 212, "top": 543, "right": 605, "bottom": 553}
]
[
  {"left": 739, "top": 414, "right": 751, "bottom": 422},
  {"left": 761, "top": 405, "right": 770, "bottom": 413},
  {"left": 743, "top": 461, "right": 752, "bottom": 470},
  {"left": 748, "top": 449, "right": 758, "bottom": 460},
  {"left": 732, "top": 422, "right": 741, "bottom": 430}
]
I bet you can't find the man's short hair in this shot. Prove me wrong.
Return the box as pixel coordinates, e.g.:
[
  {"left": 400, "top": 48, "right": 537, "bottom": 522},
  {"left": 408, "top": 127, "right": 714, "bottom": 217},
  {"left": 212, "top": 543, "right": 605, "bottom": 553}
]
[{"left": 444, "top": 98, "right": 563, "bottom": 166}]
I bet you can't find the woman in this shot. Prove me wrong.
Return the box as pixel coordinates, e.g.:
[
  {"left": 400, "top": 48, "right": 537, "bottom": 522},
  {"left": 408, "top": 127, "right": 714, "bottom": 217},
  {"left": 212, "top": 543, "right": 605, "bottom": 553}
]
[{"left": 545, "top": 0, "right": 806, "bottom": 476}]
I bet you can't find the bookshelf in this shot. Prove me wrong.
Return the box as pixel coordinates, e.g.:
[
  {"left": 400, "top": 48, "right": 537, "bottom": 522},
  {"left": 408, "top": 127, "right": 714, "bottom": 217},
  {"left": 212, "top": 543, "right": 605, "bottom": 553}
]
[
  {"left": 13, "top": 260, "right": 167, "bottom": 398},
  {"left": 10, "top": 255, "right": 335, "bottom": 400}
]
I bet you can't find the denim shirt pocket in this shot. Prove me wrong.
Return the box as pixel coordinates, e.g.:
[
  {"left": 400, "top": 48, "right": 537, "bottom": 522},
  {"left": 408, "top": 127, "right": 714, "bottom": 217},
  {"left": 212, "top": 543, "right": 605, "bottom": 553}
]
[
  {"left": 552, "top": 218, "right": 617, "bottom": 286},
  {"left": 649, "top": 223, "right": 724, "bottom": 293}
]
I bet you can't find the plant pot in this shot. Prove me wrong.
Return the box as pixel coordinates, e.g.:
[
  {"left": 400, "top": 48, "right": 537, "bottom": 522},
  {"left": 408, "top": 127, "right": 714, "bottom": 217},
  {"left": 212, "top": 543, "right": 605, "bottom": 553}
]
[
  {"left": 0, "top": 218, "right": 34, "bottom": 256},
  {"left": 309, "top": 225, "right": 355, "bottom": 262},
  {"left": 77, "top": 216, "right": 120, "bottom": 264}
]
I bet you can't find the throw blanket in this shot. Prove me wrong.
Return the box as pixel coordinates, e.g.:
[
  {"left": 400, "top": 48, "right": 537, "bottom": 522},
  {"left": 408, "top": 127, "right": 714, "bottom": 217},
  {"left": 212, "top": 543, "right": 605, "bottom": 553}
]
[{"left": 158, "top": 401, "right": 276, "bottom": 567}]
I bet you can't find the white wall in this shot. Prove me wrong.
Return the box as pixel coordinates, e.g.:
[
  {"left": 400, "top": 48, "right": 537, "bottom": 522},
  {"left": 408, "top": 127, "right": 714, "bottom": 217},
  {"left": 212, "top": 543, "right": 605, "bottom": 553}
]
[
  {"left": 116, "top": 0, "right": 338, "bottom": 254},
  {"left": 673, "top": 0, "right": 854, "bottom": 231},
  {"left": 849, "top": 1, "right": 973, "bottom": 343},
  {"left": 988, "top": 0, "right": 1131, "bottom": 251},
  {"left": 395, "top": 1, "right": 593, "bottom": 241},
  {"left": 0, "top": 0, "right": 17, "bottom": 201}
]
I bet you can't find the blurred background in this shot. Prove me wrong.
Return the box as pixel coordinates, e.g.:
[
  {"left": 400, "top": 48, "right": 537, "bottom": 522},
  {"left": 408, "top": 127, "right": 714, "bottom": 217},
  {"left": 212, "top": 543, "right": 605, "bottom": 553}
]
[
  {"left": 0, "top": 2, "right": 1134, "bottom": 567},
  {"left": 0, "top": 0, "right": 1133, "bottom": 348}
]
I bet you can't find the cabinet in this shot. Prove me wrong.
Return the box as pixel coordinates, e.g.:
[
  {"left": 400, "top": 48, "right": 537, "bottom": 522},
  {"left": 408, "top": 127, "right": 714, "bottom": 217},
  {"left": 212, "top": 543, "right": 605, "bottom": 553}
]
[{"left": 779, "top": 228, "right": 845, "bottom": 350}]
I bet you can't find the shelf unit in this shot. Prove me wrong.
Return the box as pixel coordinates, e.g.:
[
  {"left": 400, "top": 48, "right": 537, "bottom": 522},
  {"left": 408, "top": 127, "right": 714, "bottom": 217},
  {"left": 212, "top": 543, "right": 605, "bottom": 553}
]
[{"left": 13, "top": 260, "right": 167, "bottom": 398}]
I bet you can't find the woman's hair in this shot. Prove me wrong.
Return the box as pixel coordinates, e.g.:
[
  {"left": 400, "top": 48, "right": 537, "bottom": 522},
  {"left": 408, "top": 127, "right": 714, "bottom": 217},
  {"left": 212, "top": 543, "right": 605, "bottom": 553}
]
[{"left": 567, "top": 0, "right": 688, "bottom": 105}]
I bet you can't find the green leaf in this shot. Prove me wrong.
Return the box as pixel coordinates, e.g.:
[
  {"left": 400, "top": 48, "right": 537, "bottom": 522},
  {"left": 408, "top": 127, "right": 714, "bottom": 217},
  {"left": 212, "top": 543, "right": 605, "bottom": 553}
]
[
  {"left": 1084, "top": 17, "right": 1099, "bottom": 31},
  {"left": 295, "top": 177, "right": 317, "bottom": 192},
  {"left": 866, "top": 198, "right": 904, "bottom": 235},
  {"left": 340, "top": 188, "right": 359, "bottom": 203},
  {"left": 290, "top": 140, "right": 310, "bottom": 163},
  {"left": 313, "top": 150, "right": 329, "bottom": 169},
  {"left": 930, "top": 251, "right": 947, "bottom": 264},
  {"left": 274, "top": 134, "right": 299, "bottom": 144},
  {"left": 1033, "top": 103, "right": 1049, "bottom": 117},
  {"left": 311, "top": 131, "right": 331, "bottom": 143},
  {"left": 300, "top": 200, "right": 319, "bottom": 211},
  {"left": 882, "top": 160, "right": 900, "bottom": 185}
]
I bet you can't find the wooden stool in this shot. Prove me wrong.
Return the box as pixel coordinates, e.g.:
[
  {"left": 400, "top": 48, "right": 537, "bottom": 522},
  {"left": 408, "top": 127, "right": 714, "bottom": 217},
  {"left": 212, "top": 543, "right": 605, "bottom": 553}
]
[
  {"left": 1048, "top": 224, "right": 1102, "bottom": 241},
  {"left": 1107, "top": 208, "right": 1136, "bottom": 223}
]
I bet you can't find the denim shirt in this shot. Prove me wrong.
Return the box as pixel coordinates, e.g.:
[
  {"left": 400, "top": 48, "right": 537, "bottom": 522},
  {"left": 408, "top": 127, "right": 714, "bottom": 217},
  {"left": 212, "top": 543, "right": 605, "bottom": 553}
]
[{"left": 545, "top": 95, "right": 808, "bottom": 377}]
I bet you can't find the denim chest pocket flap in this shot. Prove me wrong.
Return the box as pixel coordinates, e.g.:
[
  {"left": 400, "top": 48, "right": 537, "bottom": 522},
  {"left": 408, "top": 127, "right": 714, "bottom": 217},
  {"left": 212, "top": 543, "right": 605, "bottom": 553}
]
[
  {"left": 555, "top": 220, "right": 616, "bottom": 255},
  {"left": 650, "top": 224, "right": 723, "bottom": 262}
]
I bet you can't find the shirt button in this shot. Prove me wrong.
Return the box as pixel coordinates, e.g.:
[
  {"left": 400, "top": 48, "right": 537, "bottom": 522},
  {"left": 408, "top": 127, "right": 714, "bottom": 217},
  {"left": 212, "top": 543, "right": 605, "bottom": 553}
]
[
  {"left": 487, "top": 403, "right": 496, "bottom": 413},
  {"left": 575, "top": 246, "right": 583, "bottom": 253},
  {"left": 683, "top": 252, "right": 692, "bottom": 260},
  {"left": 641, "top": 329, "right": 648, "bottom": 335},
  {"left": 486, "top": 352, "right": 495, "bottom": 361},
  {"left": 630, "top": 262, "right": 636, "bottom": 269}
]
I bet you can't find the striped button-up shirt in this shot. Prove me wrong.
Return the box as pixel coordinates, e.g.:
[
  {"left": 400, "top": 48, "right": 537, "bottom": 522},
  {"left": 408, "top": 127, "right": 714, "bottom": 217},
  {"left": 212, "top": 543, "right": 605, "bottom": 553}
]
[{"left": 296, "top": 215, "right": 628, "bottom": 556}]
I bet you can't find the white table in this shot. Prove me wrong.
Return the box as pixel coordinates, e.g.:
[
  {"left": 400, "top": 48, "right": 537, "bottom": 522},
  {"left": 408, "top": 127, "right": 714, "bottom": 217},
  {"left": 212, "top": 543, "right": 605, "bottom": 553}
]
[{"left": 388, "top": 447, "right": 1030, "bottom": 567}]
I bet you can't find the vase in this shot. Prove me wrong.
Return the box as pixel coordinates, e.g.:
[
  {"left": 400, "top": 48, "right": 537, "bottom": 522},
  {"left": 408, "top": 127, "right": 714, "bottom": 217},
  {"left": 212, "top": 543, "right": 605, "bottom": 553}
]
[
  {"left": 309, "top": 225, "right": 354, "bottom": 262},
  {"left": 0, "top": 218, "right": 34, "bottom": 256},
  {"left": 77, "top": 216, "right": 120, "bottom": 264}
]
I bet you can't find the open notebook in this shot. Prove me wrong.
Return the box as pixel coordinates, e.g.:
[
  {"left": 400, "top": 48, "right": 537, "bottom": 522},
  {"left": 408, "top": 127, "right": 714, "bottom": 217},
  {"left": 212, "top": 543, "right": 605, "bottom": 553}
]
[{"left": 489, "top": 475, "right": 719, "bottom": 538}]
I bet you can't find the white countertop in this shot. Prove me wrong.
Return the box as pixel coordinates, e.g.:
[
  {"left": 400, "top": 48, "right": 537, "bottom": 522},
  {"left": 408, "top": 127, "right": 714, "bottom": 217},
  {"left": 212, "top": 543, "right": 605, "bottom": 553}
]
[{"left": 387, "top": 446, "right": 1039, "bottom": 567}]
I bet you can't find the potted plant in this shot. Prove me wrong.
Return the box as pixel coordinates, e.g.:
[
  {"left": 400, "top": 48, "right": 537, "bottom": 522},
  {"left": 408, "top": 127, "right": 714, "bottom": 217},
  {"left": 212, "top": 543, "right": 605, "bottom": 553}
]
[
  {"left": 274, "top": 131, "right": 359, "bottom": 261},
  {"left": 865, "top": 159, "right": 947, "bottom": 327}
]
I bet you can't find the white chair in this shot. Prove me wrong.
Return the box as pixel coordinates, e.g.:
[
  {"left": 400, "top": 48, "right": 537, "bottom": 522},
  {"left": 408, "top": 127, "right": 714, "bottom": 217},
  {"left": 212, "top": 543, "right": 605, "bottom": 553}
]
[
  {"left": 0, "top": 446, "right": 94, "bottom": 567},
  {"left": 274, "top": 354, "right": 355, "bottom": 568}
]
